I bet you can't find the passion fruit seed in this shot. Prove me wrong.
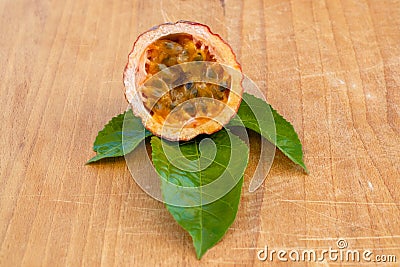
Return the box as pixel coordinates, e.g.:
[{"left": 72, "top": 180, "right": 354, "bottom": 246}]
[{"left": 142, "top": 34, "right": 231, "bottom": 122}]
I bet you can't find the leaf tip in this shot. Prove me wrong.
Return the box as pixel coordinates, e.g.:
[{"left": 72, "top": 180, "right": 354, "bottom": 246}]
[
  {"left": 86, "top": 154, "right": 103, "bottom": 164},
  {"left": 195, "top": 246, "right": 207, "bottom": 260},
  {"left": 86, "top": 157, "right": 96, "bottom": 164},
  {"left": 299, "top": 161, "right": 309, "bottom": 174}
]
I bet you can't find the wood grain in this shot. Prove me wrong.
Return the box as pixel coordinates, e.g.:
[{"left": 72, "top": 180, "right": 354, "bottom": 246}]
[{"left": 0, "top": 0, "right": 399, "bottom": 266}]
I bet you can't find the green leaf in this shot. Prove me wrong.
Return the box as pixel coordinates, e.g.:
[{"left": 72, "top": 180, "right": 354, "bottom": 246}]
[
  {"left": 229, "top": 93, "right": 308, "bottom": 172},
  {"left": 87, "top": 110, "right": 152, "bottom": 163},
  {"left": 151, "top": 129, "right": 249, "bottom": 259}
]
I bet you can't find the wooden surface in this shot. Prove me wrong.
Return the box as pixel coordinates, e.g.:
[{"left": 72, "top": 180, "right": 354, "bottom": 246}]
[{"left": 0, "top": 0, "right": 399, "bottom": 266}]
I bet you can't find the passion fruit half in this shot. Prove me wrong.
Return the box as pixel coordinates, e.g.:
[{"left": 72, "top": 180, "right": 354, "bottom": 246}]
[{"left": 124, "top": 21, "right": 243, "bottom": 141}]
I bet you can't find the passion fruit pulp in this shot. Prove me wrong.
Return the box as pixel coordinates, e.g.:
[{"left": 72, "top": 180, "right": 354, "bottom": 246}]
[{"left": 124, "top": 21, "right": 243, "bottom": 141}]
